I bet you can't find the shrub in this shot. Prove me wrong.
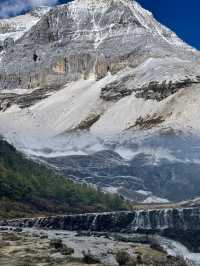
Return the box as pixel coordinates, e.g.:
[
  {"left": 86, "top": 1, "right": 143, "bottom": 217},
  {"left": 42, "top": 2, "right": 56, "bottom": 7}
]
[{"left": 116, "top": 250, "right": 131, "bottom": 266}]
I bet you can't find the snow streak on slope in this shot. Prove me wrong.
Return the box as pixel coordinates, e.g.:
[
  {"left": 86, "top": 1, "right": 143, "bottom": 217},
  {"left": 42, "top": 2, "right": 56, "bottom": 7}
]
[
  {"left": 0, "top": 7, "right": 50, "bottom": 42},
  {"left": 0, "top": 76, "right": 111, "bottom": 150},
  {"left": 72, "top": 0, "right": 196, "bottom": 52},
  {"left": 121, "top": 0, "right": 189, "bottom": 48}
]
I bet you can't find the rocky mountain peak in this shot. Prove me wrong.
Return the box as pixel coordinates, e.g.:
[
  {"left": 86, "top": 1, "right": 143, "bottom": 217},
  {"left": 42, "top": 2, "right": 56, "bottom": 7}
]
[
  {"left": 0, "top": 6, "right": 50, "bottom": 44},
  {"left": 0, "top": 0, "right": 198, "bottom": 91},
  {"left": 66, "top": 0, "right": 190, "bottom": 49}
]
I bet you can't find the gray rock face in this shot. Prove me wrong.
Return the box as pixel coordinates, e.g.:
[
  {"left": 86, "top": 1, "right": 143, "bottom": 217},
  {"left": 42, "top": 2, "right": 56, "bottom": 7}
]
[
  {"left": 0, "top": 0, "right": 199, "bottom": 93},
  {"left": 0, "top": 86, "right": 59, "bottom": 111},
  {"left": 3, "top": 37, "right": 15, "bottom": 50},
  {"left": 101, "top": 77, "right": 200, "bottom": 102},
  {"left": 0, "top": 6, "right": 50, "bottom": 42}
]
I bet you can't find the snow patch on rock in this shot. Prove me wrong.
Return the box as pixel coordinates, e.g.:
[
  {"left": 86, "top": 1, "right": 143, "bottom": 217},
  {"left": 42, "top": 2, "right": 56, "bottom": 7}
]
[
  {"left": 143, "top": 196, "right": 170, "bottom": 204},
  {"left": 0, "top": 6, "right": 50, "bottom": 42}
]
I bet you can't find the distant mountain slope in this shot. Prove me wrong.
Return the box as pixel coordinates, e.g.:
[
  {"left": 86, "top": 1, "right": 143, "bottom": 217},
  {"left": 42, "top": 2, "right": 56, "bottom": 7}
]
[
  {"left": 0, "top": 138, "right": 128, "bottom": 219},
  {"left": 0, "top": 0, "right": 200, "bottom": 140},
  {"left": 0, "top": 7, "right": 50, "bottom": 43}
]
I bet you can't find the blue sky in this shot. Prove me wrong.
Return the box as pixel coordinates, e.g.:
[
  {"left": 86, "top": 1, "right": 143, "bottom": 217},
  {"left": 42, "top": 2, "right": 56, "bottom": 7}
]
[
  {"left": 0, "top": 0, "right": 199, "bottom": 50},
  {"left": 137, "top": 0, "right": 200, "bottom": 50}
]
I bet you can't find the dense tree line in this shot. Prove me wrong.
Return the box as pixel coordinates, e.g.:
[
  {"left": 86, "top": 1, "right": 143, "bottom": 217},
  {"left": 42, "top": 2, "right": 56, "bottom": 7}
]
[{"left": 0, "top": 138, "right": 129, "bottom": 218}]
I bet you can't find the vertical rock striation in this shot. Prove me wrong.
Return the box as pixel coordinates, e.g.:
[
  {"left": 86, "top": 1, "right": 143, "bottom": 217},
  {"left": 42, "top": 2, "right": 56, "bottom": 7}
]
[
  {"left": 0, "top": 0, "right": 199, "bottom": 90},
  {"left": 2, "top": 207, "right": 200, "bottom": 250}
]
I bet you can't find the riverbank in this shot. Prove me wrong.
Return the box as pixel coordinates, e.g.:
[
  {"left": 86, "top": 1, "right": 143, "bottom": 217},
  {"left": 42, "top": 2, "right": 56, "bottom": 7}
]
[{"left": 0, "top": 227, "right": 191, "bottom": 266}]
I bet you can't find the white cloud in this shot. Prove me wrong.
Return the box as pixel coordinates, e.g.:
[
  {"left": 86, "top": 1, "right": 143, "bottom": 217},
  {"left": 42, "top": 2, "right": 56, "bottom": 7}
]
[
  {"left": 29, "top": 0, "right": 59, "bottom": 7},
  {"left": 0, "top": 0, "right": 59, "bottom": 18}
]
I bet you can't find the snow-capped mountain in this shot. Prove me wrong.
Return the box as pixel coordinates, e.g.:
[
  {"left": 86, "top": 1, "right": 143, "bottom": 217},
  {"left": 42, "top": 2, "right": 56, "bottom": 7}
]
[
  {"left": 0, "top": 6, "right": 50, "bottom": 44},
  {"left": 1, "top": 0, "right": 200, "bottom": 202}
]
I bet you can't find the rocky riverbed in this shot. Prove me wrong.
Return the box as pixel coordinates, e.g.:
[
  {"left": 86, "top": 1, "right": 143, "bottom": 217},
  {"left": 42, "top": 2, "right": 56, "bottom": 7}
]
[{"left": 0, "top": 226, "right": 199, "bottom": 266}]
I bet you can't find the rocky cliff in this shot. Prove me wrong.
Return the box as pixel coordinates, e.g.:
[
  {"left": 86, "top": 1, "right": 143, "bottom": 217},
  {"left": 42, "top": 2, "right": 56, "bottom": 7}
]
[
  {"left": 3, "top": 207, "right": 200, "bottom": 251},
  {"left": 0, "top": 0, "right": 199, "bottom": 91}
]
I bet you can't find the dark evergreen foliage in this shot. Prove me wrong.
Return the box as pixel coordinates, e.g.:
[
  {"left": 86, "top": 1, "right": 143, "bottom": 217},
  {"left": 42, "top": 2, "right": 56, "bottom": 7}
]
[{"left": 0, "top": 139, "right": 129, "bottom": 218}]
